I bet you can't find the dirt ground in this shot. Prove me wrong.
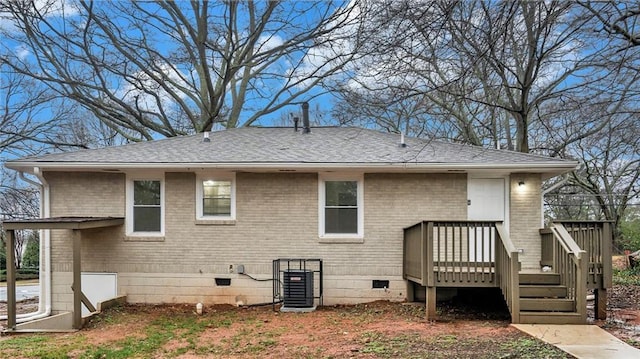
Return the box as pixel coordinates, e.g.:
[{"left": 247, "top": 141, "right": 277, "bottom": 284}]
[
  {"left": 0, "top": 257, "right": 638, "bottom": 356},
  {"left": 588, "top": 255, "right": 640, "bottom": 347},
  {"left": 3, "top": 298, "right": 573, "bottom": 358}
]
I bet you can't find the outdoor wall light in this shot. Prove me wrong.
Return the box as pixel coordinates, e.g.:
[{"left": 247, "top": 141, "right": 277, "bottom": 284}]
[{"left": 518, "top": 180, "right": 525, "bottom": 187}]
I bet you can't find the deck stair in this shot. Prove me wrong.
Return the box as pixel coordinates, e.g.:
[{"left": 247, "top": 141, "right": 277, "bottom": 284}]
[{"left": 518, "top": 273, "right": 584, "bottom": 324}]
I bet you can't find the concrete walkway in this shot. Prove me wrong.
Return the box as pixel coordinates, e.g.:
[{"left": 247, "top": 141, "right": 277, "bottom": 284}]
[{"left": 513, "top": 324, "right": 640, "bottom": 359}]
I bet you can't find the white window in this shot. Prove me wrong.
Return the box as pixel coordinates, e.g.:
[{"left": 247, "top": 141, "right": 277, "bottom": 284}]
[
  {"left": 319, "top": 174, "right": 363, "bottom": 238},
  {"left": 126, "top": 175, "right": 164, "bottom": 236},
  {"left": 196, "top": 173, "right": 235, "bottom": 220}
]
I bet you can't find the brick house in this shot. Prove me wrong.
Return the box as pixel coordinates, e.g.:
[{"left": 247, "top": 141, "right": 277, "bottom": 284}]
[{"left": 2, "top": 126, "right": 612, "bottom": 331}]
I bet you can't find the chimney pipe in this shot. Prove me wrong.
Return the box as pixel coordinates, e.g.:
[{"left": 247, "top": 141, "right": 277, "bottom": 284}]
[{"left": 302, "top": 102, "right": 310, "bottom": 133}]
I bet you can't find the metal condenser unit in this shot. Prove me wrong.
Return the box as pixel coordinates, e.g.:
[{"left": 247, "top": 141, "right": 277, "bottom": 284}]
[{"left": 283, "top": 269, "right": 314, "bottom": 308}]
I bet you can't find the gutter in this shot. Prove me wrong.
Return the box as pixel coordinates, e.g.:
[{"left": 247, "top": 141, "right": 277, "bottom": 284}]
[
  {"left": 5, "top": 161, "right": 580, "bottom": 175},
  {"left": 0, "top": 167, "right": 52, "bottom": 323}
]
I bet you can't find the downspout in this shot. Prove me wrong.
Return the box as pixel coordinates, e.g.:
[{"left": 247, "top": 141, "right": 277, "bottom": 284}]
[
  {"left": 0, "top": 167, "right": 52, "bottom": 322},
  {"left": 541, "top": 174, "right": 569, "bottom": 227}
]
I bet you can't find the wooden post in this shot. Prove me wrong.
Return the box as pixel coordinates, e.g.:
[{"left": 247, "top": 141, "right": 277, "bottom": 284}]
[
  {"left": 424, "top": 222, "right": 437, "bottom": 321},
  {"left": 576, "top": 251, "right": 588, "bottom": 323},
  {"left": 72, "top": 229, "right": 82, "bottom": 329},
  {"left": 425, "top": 286, "right": 436, "bottom": 321},
  {"left": 602, "top": 222, "right": 613, "bottom": 289},
  {"left": 406, "top": 280, "right": 415, "bottom": 302},
  {"left": 425, "top": 222, "right": 434, "bottom": 287},
  {"left": 510, "top": 251, "right": 520, "bottom": 324},
  {"left": 595, "top": 288, "right": 607, "bottom": 320},
  {"left": 6, "top": 229, "right": 17, "bottom": 330}
]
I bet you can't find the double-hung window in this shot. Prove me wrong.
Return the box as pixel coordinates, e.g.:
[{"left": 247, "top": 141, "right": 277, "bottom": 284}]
[
  {"left": 127, "top": 175, "right": 164, "bottom": 236},
  {"left": 319, "top": 174, "right": 363, "bottom": 238},
  {"left": 196, "top": 173, "right": 235, "bottom": 220}
]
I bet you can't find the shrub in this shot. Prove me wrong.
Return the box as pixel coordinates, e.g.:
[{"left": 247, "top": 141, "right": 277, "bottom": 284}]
[
  {"left": 0, "top": 267, "right": 40, "bottom": 282},
  {"left": 620, "top": 210, "right": 640, "bottom": 251}
]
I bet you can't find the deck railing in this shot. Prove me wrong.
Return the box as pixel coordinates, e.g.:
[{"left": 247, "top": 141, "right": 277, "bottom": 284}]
[
  {"left": 404, "top": 221, "right": 498, "bottom": 286},
  {"left": 403, "top": 220, "right": 521, "bottom": 321},
  {"left": 403, "top": 222, "right": 427, "bottom": 285},
  {"left": 543, "top": 223, "right": 588, "bottom": 321},
  {"left": 495, "top": 223, "right": 520, "bottom": 323},
  {"left": 432, "top": 221, "right": 495, "bottom": 285},
  {"left": 403, "top": 221, "right": 520, "bottom": 286}
]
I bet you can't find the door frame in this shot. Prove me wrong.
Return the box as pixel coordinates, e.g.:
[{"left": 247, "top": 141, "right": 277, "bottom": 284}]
[
  {"left": 467, "top": 175, "right": 510, "bottom": 233},
  {"left": 467, "top": 175, "right": 510, "bottom": 262}
]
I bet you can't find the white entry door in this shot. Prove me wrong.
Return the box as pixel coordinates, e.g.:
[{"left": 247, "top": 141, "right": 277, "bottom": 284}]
[{"left": 468, "top": 178, "right": 505, "bottom": 262}]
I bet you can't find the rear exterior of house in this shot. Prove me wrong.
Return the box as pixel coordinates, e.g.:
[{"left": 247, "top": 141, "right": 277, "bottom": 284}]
[
  {"left": 3, "top": 127, "right": 612, "bottom": 329},
  {"left": 44, "top": 171, "right": 474, "bottom": 306}
]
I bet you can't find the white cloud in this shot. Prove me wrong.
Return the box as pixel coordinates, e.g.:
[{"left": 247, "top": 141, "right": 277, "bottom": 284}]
[
  {"left": 117, "top": 63, "right": 191, "bottom": 115},
  {"left": 257, "top": 34, "right": 284, "bottom": 52},
  {"left": 33, "top": 0, "right": 80, "bottom": 17},
  {"left": 0, "top": 0, "right": 79, "bottom": 33},
  {"left": 286, "top": 0, "right": 362, "bottom": 89},
  {"left": 14, "top": 44, "right": 30, "bottom": 60}
]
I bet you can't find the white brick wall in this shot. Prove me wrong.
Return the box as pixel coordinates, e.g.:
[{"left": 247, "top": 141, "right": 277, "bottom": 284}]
[
  {"left": 509, "top": 174, "right": 543, "bottom": 270},
  {"left": 44, "top": 170, "right": 546, "bottom": 310}
]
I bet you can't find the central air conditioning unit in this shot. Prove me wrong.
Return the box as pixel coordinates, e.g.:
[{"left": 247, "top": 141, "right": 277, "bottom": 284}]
[{"left": 283, "top": 269, "right": 314, "bottom": 308}]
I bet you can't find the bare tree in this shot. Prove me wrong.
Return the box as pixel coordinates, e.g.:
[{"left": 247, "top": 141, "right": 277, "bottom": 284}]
[
  {"left": 552, "top": 115, "right": 640, "bottom": 248},
  {"left": 333, "top": 1, "right": 611, "bottom": 153},
  {"left": 1, "top": 169, "right": 40, "bottom": 269},
  {"left": 1, "top": 70, "right": 73, "bottom": 155},
  {"left": 578, "top": 1, "right": 640, "bottom": 49},
  {"left": 1, "top": 0, "right": 363, "bottom": 141},
  {"left": 427, "top": 1, "right": 609, "bottom": 153}
]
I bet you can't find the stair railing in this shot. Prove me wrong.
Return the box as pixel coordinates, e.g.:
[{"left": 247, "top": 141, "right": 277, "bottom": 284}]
[
  {"left": 555, "top": 221, "right": 612, "bottom": 289},
  {"left": 548, "top": 223, "right": 588, "bottom": 321},
  {"left": 495, "top": 223, "right": 520, "bottom": 323}
]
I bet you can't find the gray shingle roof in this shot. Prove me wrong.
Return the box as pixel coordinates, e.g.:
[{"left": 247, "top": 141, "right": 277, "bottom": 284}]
[{"left": 6, "top": 127, "right": 576, "bottom": 173}]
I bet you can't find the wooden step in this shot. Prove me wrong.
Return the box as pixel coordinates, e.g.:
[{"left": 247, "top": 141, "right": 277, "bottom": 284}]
[
  {"left": 518, "top": 311, "right": 585, "bottom": 324},
  {"left": 520, "top": 298, "right": 574, "bottom": 312},
  {"left": 519, "top": 285, "right": 567, "bottom": 298},
  {"left": 519, "top": 273, "right": 560, "bottom": 285}
]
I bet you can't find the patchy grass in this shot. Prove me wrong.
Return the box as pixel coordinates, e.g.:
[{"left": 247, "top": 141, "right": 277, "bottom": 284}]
[
  {"left": 356, "top": 331, "right": 567, "bottom": 359},
  {"left": 613, "top": 267, "right": 640, "bottom": 286},
  {"left": 0, "top": 301, "right": 574, "bottom": 358},
  {"left": 0, "top": 334, "right": 86, "bottom": 359}
]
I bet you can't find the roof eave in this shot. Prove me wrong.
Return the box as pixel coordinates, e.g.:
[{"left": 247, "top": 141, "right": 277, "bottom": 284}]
[{"left": 5, "top": 160, "right": 578, "bottom": 177}]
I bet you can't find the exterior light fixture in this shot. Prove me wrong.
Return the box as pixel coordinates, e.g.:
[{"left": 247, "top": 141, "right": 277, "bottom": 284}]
[{"left": 518, "top": 180, "right": 525, "bottom": 187}]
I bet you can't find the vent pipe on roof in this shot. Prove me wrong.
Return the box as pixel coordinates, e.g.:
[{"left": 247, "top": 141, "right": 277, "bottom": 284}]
[
  {"left": 400, "top": 132, "right": 407, "bottom": 147},
  {"left": 302, "top": 102, "right": 310, "bottom": 134},
  {"left": 203, "top": 131, "right": 211, "bottom": 142},
  {"left": 293, "top": 117, "right": 299, "bottom": 132}
]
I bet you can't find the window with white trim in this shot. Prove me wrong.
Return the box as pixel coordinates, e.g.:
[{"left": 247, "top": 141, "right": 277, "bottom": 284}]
[
  {"left": 126, "top": 175, "right": 164, "bottom": 236},
  {"left": 319, "top": 174, "right": 363, "bottom": 238},
  {"left": 196, "top": 173, "right": 235, "bottom": 220}
]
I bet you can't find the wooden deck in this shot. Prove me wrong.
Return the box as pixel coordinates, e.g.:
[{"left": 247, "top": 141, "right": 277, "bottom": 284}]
[{"left": 403, "top": 220, "right": 613, "bottom": 324}]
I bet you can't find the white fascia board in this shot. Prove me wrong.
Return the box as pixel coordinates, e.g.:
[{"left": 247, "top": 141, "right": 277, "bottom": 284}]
[{"left": 5, "top": 160, "right": 578, "bottom": 175}]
